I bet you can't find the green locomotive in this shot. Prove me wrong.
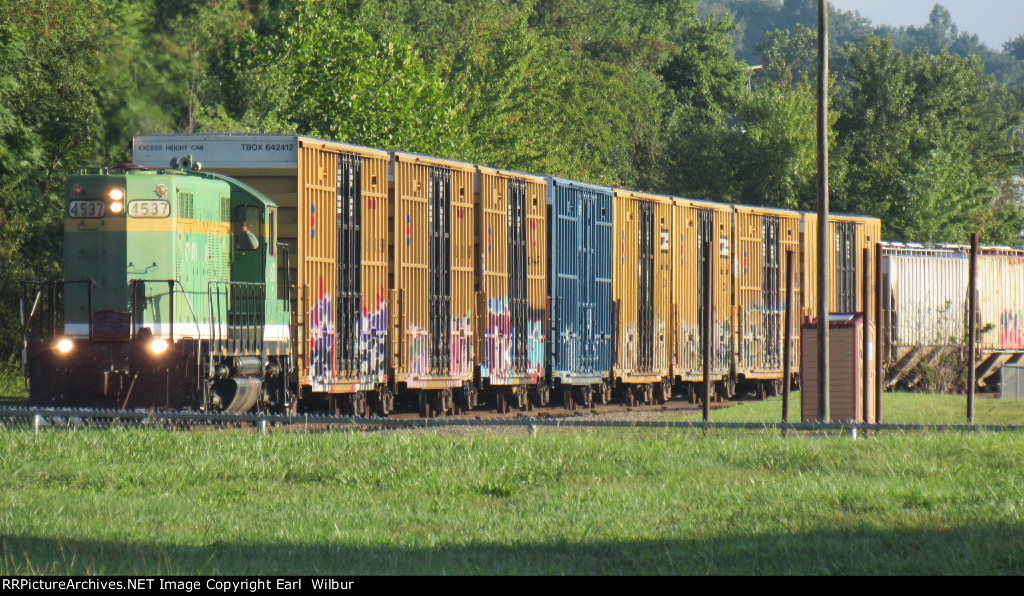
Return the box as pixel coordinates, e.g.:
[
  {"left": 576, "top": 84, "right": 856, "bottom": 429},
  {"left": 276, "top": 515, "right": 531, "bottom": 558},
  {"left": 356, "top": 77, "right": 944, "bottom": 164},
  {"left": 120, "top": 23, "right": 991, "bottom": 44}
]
[{"left": 23, "top": 158, "right": 293, "bottom": 412}]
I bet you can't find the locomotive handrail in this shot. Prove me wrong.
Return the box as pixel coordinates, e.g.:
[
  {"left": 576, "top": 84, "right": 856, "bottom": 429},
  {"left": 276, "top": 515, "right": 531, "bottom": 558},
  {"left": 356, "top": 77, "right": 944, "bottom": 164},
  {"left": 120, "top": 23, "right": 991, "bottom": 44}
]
[
  {"left": 20, "top": 280, "right": 94, "bottom": 340},
  {"left": 127, "top": 279, "right": 203, "bottom": 342},
  {"left": 207, "top": 281, "right": 266, "bottom": 356}
]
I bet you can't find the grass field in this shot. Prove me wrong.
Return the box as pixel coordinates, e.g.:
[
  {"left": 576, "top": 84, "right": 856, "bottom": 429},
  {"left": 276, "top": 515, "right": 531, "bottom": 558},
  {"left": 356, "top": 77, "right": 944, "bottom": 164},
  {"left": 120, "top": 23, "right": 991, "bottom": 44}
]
[
  {"left": 683, "top": 390, "right": 1024, "bottom": 426},
  {"left": 0, "top": 357, "right": 27, "bottom": 405},
  {"left": 1, "top": 392, "right": 1023, "bottom": 575}
]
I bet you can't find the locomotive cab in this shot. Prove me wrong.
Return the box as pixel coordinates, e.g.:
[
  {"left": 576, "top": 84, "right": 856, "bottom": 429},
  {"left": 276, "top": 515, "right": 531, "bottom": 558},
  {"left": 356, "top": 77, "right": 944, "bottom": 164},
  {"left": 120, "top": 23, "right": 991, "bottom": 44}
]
[{"left": 22, "top": 161, "right": 292, "bottom": 412}]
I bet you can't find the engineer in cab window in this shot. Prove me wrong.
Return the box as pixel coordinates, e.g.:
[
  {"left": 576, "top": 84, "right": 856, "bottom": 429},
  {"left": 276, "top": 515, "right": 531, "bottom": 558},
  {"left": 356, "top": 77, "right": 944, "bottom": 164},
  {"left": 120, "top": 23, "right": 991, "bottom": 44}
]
[{"left": 235, "top": 221, "right": 259, "bottom": 251}]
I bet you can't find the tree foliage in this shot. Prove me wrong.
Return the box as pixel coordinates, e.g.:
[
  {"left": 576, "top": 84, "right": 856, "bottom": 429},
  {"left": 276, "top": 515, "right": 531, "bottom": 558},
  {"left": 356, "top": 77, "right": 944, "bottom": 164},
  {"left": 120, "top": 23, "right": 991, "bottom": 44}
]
[{"left": 834, "top": 35, "right": 1022, "bottom": 242}]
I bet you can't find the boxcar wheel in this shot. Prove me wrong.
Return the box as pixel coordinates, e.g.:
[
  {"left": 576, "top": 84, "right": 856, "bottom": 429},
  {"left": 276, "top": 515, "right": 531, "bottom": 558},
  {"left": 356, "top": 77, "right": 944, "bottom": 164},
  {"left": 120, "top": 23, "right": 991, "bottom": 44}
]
[
  {"left": 372, "top": 387, "right": 395, "bottom": 416},
  {"left": 655, "top": 379, "right": 671, "bottom": 404},
  {"left": 533, "top": 384, "right": 550, "bottom": 407},
  {"left": 581, "top": 386, "right": 594, "bottom": 409},
  {"left": 642, "top": 384, "right": 654, "bottom": 405},
  {"left": 418, "top": 392, "right": 429, "bottom": 418}
]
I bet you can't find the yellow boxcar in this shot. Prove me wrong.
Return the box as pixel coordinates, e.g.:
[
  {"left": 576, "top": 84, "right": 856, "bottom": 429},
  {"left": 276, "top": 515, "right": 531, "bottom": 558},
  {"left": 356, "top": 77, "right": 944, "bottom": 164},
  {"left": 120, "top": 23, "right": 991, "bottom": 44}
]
[
  {"left": 732, "top": 205, "right": 804, "bottom": 390},
  {"left": 296, "top": 140, "right": 391, "bottom": 405},
  {"left": 613, "top": 189, "right": 673, "bottom": 404},
  {"left": 800, "top": 212, "right": 882, "bottom": 406},
  {"left": 475, "top": 166, "right": 548, "bottom": 410},
  {"left": 802, "top": 213, "right": 882, "bottom": 319},
  {"left": 670, "top": 198, "right": 734, "bottom": 397},
  {"left": 389, "top": 151, "right": 476, "bottom": 414}
]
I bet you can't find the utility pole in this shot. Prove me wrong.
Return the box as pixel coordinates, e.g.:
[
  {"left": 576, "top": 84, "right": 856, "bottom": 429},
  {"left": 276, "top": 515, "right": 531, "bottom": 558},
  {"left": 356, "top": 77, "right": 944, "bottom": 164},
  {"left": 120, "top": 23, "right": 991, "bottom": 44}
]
[{"left": 817, "top": 0, "right": 831, "bottom": 422}]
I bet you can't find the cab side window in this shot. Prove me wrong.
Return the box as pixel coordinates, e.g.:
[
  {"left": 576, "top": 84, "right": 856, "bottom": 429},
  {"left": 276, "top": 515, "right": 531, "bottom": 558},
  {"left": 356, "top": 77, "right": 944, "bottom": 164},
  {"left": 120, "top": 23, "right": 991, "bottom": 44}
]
[{"left": 233, "top": 205, "right": 261, "bottom": 251}]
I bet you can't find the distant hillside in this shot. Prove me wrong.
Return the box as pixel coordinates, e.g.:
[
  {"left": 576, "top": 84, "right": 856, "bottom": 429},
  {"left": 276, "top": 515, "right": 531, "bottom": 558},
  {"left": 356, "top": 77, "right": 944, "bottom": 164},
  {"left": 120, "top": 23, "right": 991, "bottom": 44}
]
[{"left": 698, "top": 0, "right": 1024, "bottom": 87}]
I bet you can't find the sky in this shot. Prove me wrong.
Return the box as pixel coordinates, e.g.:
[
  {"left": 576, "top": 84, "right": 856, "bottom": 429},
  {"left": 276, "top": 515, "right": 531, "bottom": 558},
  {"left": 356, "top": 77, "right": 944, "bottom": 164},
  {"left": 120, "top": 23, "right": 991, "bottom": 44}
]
[{"left": 828, "top": 0, "right": 1024, "bottom": 50}]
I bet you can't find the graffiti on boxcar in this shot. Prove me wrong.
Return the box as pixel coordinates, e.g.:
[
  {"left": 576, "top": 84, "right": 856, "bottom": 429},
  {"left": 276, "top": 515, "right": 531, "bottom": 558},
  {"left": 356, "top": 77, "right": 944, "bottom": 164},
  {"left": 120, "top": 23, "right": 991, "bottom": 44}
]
[
  {"left": 308, "top": 278, "right": 334, "bottom": 384},
  {"left": 483, "top": 297, "right": 511, "bottom": 378},
  {"left": 527, "top": 320, "right": 544, "bottom": 380},
  {"left": 482, "top": 298, "right": 544, "bottom": 382},
  {"left": 741, "top": 301, "right": 785, "bottom": 369},
  {"left": 623, "top": 324, "right": 637, "bottom": 370},
  {"left": 656, "top": 321, "right": 667, "bottom": 370},
  {"left": 620, "top": 322, "right": 670, "bottom": 373},
  {"left": 405, "top": 314, "right": 473, "bottom": 382},
  {"left": 360, "top": 286, "right": 388, "bottom": 380},
  {"left": 407, "top": 323, "right": 429, "bottom": 380},
  {"left": 450, "top": 311, "right": 473, "bottom": 379},
  {"left": 678, "top": 313, "right": 732, "bottom": 373},
  {"left": 999, "top": 310, "right": 1024, "bottom": 349}
]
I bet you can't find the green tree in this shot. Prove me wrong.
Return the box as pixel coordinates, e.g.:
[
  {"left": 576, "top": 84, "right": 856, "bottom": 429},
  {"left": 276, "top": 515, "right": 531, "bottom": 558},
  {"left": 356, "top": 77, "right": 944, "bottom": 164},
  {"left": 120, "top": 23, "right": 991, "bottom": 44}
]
[
  {"left": 661, "top": 13, "right": 757, "bottom": 200},
  {"left": 835, "top": 35, "right": 1022, "bottom": 243},
  {"left": 218, "top": 1, "right": 465, "bottom": 156},
  {"left": 0, "top": 1, "right": 110, "bottom": 354}
]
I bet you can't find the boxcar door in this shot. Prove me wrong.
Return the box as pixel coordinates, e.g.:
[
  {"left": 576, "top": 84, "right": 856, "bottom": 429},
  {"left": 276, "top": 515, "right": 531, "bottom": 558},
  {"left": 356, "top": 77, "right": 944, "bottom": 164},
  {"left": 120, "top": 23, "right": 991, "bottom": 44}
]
[
  {"left": 508, "top": 177, "right": 529, "bottom": 375},
  {"left": 762, "top": 215, "right": 781, "bottom": 369},
  {"left": 696, "top": 208, "right": 714, "bottom": 362},
  {"left": 578, "top": 190, "right": 595, "bottom": 375},
  {"left": 836, "top": 221, "right": 857, "bottom": 313},
  {"left": 336, "top": 153, "right": 362, "bottom": 379},
  {"left": 428, "top": 167, "right": 452, "bottom": 376}
]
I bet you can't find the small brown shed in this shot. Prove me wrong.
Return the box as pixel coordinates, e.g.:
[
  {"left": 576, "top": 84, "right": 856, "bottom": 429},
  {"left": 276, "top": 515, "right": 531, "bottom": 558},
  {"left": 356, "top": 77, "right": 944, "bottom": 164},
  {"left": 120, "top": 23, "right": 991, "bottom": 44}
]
[{"left": 801, "top": 313, "right": 876, "bottom": 423}]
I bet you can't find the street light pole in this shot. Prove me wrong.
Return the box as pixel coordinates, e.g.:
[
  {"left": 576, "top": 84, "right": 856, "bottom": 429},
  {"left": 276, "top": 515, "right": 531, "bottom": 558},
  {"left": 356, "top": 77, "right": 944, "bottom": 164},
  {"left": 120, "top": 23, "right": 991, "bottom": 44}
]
[{"left": 817, "top": 0, "right": 831, "bottom": 422}]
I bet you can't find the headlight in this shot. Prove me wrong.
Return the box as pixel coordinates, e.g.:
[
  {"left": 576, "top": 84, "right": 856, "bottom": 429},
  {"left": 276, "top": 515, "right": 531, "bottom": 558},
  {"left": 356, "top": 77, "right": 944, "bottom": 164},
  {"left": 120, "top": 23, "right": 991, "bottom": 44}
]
[
  {"left": 56, "top": 338, "right": 74, "bottom": 354},
  {"left": 108, "top": 188, "right": 125, "bottom": 214},
  {"left": 149, "top": 338, "right": 169, "bottom": 355}
]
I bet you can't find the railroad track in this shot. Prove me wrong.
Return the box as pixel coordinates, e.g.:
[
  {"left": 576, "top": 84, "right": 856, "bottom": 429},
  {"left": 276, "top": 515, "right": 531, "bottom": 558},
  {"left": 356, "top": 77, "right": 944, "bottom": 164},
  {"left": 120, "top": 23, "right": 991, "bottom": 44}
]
[
  {"left": 0, "top": 396, "right": 744, "bottom": 432},
  {"left": 4, "top": 401, "right": 1024, "bottom": 435}
]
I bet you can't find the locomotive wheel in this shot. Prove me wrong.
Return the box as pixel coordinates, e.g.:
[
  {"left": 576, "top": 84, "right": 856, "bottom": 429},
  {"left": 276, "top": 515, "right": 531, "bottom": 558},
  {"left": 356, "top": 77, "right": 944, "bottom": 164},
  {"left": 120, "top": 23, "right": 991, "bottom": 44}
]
[
  {"left": 597, "top": 382, "right": 612, "bottom": 405},
  {"left": 626, "top": 386, "right": 637, "bottom": 408}
]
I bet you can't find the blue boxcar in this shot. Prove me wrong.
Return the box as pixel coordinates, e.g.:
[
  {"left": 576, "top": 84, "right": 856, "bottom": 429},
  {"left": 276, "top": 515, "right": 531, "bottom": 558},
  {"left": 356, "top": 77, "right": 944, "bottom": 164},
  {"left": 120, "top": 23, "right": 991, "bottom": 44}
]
[{"left": 546, "top": 177, "right": 614, "bottom": 406}]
